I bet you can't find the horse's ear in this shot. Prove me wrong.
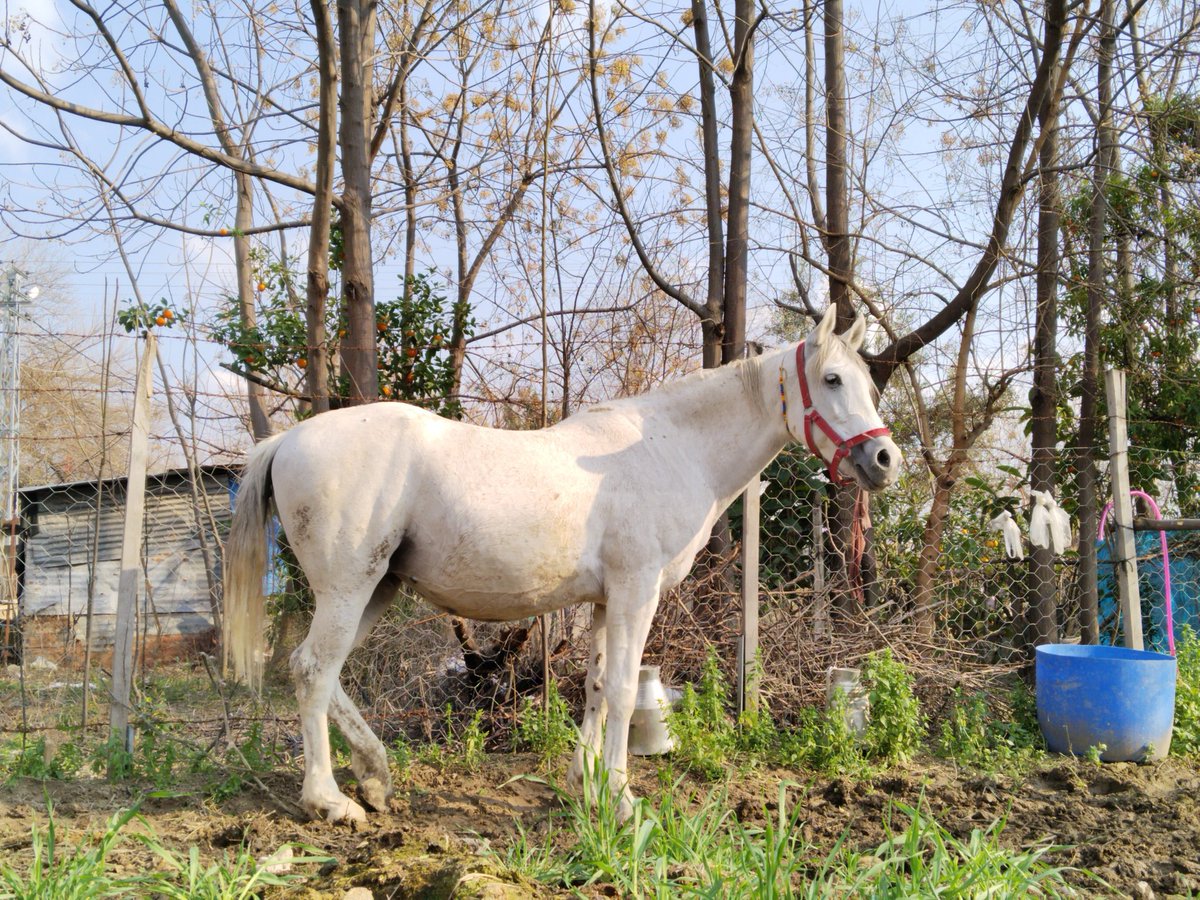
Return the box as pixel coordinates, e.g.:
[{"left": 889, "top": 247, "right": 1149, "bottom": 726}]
[
  {"left": 845, "top": 314, "right": 867, "bottom": 352},
  {"left": 813, "top": 306, "right": 837, "bottom": 346}
]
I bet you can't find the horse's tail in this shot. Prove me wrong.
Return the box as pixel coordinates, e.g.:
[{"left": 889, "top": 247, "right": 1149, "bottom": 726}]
[{"left": 223, "top": 431, "right": 287, "bottom": 691}]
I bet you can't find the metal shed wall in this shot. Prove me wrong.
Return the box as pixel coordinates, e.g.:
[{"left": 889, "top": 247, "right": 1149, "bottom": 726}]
[{"left": 19, "top": 468, "right": 234, "bottom": 665}]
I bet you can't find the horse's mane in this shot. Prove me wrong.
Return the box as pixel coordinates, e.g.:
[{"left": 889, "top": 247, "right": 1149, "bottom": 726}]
[{"left": 585, "top": 331, "right": 877, "bottom": 417}]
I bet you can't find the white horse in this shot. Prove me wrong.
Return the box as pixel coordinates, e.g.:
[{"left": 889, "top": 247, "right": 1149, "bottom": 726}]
[{"left": 222, "top": 306, "right": 901, "bottom": 823}]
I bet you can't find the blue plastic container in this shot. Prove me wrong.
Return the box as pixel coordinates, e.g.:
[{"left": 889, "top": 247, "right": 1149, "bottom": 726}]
[{"left": 1036, "top": 644, "right": 1176, "bottom": 761}]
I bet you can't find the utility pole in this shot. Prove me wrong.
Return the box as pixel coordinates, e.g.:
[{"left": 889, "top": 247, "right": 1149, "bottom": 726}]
[{"left": 0, "top": 265, "right": 38, "bottom": 644}]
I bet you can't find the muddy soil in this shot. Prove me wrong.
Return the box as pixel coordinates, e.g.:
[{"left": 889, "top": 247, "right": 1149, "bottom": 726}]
[{"left": 0, "top": 750, "right": 1197, "bottom": 898}]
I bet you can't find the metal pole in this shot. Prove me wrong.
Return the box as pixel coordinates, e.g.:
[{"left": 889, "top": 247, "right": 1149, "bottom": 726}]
[{"left": 0, "top": 265, "right": 35, "bottom": 659}]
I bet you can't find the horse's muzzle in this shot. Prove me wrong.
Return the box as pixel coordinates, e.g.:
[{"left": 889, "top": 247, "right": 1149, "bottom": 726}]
[{"left": 849, "top": 435, "right": 902, "bottom": 491}]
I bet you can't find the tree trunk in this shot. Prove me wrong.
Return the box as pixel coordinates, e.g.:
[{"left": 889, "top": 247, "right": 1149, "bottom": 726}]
[
  {"left": 400, "top": 78, "right": 418, "bottom": 286},
  {"left": 823, "top": 0, "right": 852, "bottom": 326},
  {"left": 1075, "top": 0, "right": 1115, "bottom": 646},
  {"left": 822, "top": 0, "right": 870, "bottom": 609},
  {"left": 234, "top": 172, "right": 272, "bottom": 440},
  {"left": 721, "top": 0, "right": 754, "bottom": 365},
  {"left": 913, "top": 474, "right": 954, "bottom": 639},
  {"left": 866, "top": 0, "right": 1068, "bottom": 388},
  {"left": 337, "top": 0, "right": 378, "bottom": 406},
  {"left": 306, "top": 0, "right": 337, "bottom": 415},
  {"left": 1029, "top": 69, "right": 1062, "bottom": 650},
  {"left": 691, "top": 0, "right": 725, "bottom": 371}
]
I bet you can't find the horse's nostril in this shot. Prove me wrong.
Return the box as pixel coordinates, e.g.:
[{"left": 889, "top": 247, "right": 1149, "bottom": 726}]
[{"left": 877, "top": 448, "right": 891, "bottom": 469}]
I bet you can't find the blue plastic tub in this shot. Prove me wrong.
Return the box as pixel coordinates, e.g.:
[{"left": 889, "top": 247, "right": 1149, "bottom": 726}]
[{"left": 1036, "top": 644, "right": 1176, "bottom": 761}]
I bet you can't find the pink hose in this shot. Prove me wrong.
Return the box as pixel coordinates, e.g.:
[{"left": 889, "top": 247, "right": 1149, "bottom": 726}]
[{"left": 1099, "top": 491, "right": 1175, "bottom": 655}]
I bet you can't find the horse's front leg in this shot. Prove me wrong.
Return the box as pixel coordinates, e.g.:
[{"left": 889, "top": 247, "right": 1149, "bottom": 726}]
[
  {"left": 568, "top": 604, "right": 607, "bottom": 788},
  {"left": 598, "top": 574, "right": 660, "bottom": 820}
]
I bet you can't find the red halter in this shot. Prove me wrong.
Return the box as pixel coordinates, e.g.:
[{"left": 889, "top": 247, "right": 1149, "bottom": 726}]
[{"left": 780, "top": 342, "right": 892, "bottom": 486}]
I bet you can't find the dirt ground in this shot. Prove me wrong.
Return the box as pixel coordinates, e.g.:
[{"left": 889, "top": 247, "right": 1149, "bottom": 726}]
[{"left": 1, "top": 748, "right": 1198, "bottom": 898}]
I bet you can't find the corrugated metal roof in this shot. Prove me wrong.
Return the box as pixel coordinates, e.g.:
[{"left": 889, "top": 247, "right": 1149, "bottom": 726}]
[{"left": 19, "top": 463, "right": 240, "bottom": 498}]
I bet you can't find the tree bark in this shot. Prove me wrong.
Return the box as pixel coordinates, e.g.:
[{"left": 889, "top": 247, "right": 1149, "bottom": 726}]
[
  {"left": 337, "top": 0, "right": 379, "bottom": 406},
  {"left": 234, "top": 173, "right": 272, "bottom": 439},
  {"left": 691, "top": 0, "right": 725, "bottom": 369},
  {"left": 914, "top": 472, "right": 955, "bottom": 638},
  {"left": 1075, "top": 0, "right": 1116, "bottom": 646},
  {"left": 822, "top": 0, "right": 872, "bottom": 609},
  {"left": 721, "top": 0, "right": 754, "bottom": 365},
  {"left": 306, "top": 0, "right": 338, "bottom": 415},
  {"left": 1029, "top": 65, "right": 1062, "bottom": 650},
  {"left": 823, "top": 0, "right": 853, "bottom": 327}
]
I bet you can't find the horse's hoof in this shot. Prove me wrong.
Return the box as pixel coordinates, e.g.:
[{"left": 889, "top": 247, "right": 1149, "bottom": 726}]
[
  {"left": 307, "top": 794, "right": 367, "bottom": 825},
  {"left": 616, "top": 793, "right": 634, "bottom": 822},
  {"left": 359, "top": 777, "right": 392, "bottom": 812}
]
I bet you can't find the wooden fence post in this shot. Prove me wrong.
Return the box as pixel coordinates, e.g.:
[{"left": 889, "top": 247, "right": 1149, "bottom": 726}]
[
  {"left": 109, "top": 332, "right": 155, "bottom": 765},
  {"left": 739, "top": 471, "right": 761, "bottom": 714},
  {"left": 1104, "top": 368, "right": 1143, "bottom": 651}
]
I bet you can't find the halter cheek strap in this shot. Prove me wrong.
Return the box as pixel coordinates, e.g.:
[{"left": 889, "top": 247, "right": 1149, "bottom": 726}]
[{"left": 779, "top": 341, "right": 892, "bottom": 486}]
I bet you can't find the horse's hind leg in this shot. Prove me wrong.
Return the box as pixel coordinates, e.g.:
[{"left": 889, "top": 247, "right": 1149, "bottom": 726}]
[
  {"left": 599, "top": 573, "right": 660, "bottom": 819},
  {"left": 568, "top": 604, "right": 607, "bottom": 787},
  {"left": 328, "top": 575, "right": 400, "bottom": 812},
  {"left": 291, "top": 585, "right": 375, "bottom": 824}
]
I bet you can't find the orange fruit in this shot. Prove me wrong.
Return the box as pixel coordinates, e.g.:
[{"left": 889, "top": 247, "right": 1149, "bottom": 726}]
[
  {"left": 257, "top": 281, "right": 266, "bottom": 292},
  {"left": 405, "top": 329, "right": 416, "bottom": 338},
  {"left": 405, "top": 372, "right": 415, "bottom": 383},
  {"left": 405, "top": 347, "right": 418, "bottom": 358},
  {"left": 219, "top": 227, "right": 229, "bottom": 236},
  {"left": 155, "top": 315, "right": 167, "bottom": 326},
  {"left": 433, "top": 333, "right": 442, "bottom": 344},
  {"left": 381, "top": 385, "right": 392, "bottom": 397},
  {"left": 297, "top": 358, "right": 308, "bottom": 369},
  {"left": 377, "top": 321, "right": 388, "bottom": 332},
  {"left": 163, "top": 309, "right": 174, "bottom": 320}
]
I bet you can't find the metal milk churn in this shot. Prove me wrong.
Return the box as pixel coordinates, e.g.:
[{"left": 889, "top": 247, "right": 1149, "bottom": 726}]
[
  {"left": 628, "top": 665, "right": 675, "bottom": 755},
  {"left": 826, "top": 666, "right": 870, "bottom": 736}
]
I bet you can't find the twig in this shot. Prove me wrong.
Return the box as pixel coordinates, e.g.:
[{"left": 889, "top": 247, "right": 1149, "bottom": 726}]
[{"left": 200, "top": 652, "right": 307, "bottom": 820}]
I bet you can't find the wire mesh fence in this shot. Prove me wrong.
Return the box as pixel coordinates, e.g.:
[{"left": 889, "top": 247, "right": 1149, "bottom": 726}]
[{"left": 4, "top": 361, "right": 1200, "bottom": 761}]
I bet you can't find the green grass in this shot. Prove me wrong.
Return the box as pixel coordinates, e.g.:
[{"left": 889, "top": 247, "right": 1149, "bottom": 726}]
[
  {"left": 936, "top": 684, "right": 1045, "bottom": 774},
  {"left": 1174, "top": 625, "right": 1200, "bottom": 755},
  {"left": 0, "top": 800, "right": 331, "bottom": 899},
  {"left": 515, "top": 679, "right": 577, "bottom": 763},
  {"left": 495, "top": 764, "right": 1088, "bottom": 898}
]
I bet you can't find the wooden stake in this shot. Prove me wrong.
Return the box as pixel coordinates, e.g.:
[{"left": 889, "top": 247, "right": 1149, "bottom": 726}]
[
  {"left": 1104, "top": 368, "right": 1143, "bottom": 650},
  {"left": 109, "top": 331, "right": 155, "bottom": 765},
  {"left": 739, "top": 471, "right": 761, "bottom": 714}
]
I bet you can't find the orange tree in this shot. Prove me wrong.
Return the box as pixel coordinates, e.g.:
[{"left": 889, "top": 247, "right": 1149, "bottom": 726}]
[
  {"left": 118, "top": 300, "right": 187, "bottom": 334},
  {"left": 211, "top": 262, "right": 471, "bottom": 418}
]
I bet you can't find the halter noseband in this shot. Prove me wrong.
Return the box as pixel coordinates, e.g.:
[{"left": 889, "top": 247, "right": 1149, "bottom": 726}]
[{"left": 779, "top": 341, "right": 892, "bottom": 486}]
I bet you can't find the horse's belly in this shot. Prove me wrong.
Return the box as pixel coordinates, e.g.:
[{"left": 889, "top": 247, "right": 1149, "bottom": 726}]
[
  {"left": 416, "top": 576, "right": 601, "bottom": 621},
  {"left": 399, "top": 529, "right": 603, "bottom": 620}
]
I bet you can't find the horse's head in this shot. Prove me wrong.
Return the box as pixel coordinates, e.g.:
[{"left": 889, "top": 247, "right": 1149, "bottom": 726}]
[{"left": 783, "top": 307, "right": 902, "bottom": 492}]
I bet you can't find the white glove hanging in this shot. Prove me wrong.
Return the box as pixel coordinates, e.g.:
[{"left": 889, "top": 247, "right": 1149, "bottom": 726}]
[
  {"left": 1029, "top": 490, "right": 1073, "bottom": 555},
  {"left": 987, "top": 510, "right": 1025, "bottom": 560}
]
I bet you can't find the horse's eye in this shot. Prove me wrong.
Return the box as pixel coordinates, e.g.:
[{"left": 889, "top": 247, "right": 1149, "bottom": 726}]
[{"left": 824, "top": 373, "right": 842, "bottom": 387}]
